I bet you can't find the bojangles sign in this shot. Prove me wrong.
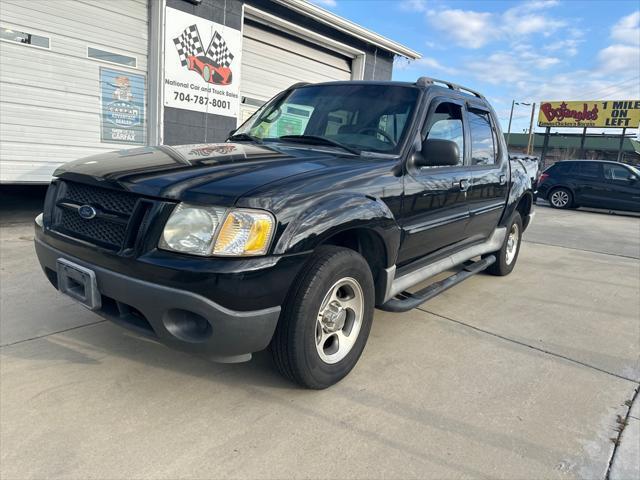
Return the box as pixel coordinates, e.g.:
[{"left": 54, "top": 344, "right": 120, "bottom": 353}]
[{"left": 538, "top": 100, "right": 640, "bottom": 128}]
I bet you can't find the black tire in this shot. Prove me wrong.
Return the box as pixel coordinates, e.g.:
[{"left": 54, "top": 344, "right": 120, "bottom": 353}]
[
  {"left": 270, "top": 246, "right": 374, "bottom": 389},
  {"left": 485, "top": 211, "right": 523, "bottom": 276},
  {"left": 548, "top": 187, "right": 573, "bottom": 209}
]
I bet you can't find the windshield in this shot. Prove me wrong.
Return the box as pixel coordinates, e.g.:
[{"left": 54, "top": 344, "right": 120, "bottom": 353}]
[{"left": 234, "top": 84, "right": 420, "bottom": 154}]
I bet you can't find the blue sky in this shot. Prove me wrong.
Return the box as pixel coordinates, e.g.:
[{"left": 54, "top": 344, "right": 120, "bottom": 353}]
[{"left": 310, "top": 0, "right": 640, "bottom": 134}]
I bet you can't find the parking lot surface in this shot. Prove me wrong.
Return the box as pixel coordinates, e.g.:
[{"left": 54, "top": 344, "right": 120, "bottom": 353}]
[{"left": 1, "top": 190, "right": 639, "bottom": 479}]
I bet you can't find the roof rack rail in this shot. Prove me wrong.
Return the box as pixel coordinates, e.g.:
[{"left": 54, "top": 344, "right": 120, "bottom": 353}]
[{"left": 415, "top": 76, "right": 484, "bottom": 99}]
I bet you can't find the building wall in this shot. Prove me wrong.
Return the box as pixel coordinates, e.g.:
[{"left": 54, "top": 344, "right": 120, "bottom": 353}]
[
  {"left": 163, "top": 0, "right": 395, "bottom": 145},
  {"left": 506, "top": 132, "right": 640, "bottom": 167},
  {"left": 0, "top": 0, "right": 149, "bottom": 182}
]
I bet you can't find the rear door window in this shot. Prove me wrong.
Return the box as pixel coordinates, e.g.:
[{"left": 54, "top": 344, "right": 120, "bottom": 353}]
[
  {"left": 552, "top": 162, "right": 574, "bottom": 175},
  {"left": 468, "top": 110, "right": 496, "bottom": 166},
  {"left": 577, "top": 162, "right": 602, "bottom": 179}
]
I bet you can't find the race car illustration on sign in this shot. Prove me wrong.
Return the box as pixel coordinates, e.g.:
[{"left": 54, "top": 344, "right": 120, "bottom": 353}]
[{"left": 173, "top": 25, "right": 234, "bottom": 85}]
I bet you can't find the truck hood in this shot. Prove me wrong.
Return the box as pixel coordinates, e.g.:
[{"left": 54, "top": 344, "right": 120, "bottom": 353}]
[{"left": 53, "top": 143, "right": 367, "bottom": 205}]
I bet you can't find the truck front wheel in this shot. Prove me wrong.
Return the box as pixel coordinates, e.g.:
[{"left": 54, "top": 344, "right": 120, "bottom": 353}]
[{"left": 270, "top": 246, "right": 374, "bottom": 389}]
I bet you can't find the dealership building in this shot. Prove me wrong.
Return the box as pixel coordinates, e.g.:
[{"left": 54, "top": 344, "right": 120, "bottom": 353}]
[{"left": 0, "top": 0, "right": 419, "bottom": 183}]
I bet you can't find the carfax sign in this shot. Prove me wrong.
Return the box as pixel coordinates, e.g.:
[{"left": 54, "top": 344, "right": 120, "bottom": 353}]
[
  {"left": 100, "top": 67, "right": 146, "bottom": 144},
  {"left": 163, "top": 6, "right": 242, "bottom": 119},
  {"left": 538, "top": 100, "right": 640, "bottom": 128}
]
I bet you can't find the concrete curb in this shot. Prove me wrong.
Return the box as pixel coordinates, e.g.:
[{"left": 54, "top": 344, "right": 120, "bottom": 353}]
[{"left": 608, "top": 386, "right": 640, "bottom": 480}]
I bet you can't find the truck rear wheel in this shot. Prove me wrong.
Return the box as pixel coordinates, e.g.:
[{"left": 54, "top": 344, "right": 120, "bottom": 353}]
[
  {"left": 270, "top": 246, "right": 374, "bottom": 389},
  {"left": 485, "top": 211, "right": 522, "bottom": 276}
]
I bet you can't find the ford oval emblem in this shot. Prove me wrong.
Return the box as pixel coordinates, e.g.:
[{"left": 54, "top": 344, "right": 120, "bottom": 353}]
[{"left": 78, "top": 205, "right": 97, "bottom": 220}]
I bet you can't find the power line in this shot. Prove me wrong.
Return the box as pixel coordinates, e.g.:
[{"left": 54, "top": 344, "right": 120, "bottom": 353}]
[{"left": 576, "top": 76, "right": 640, "bottom": 99}]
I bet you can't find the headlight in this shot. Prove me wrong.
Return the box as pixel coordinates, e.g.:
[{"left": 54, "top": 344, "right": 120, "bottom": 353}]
[
  {"left": 158, "top": 204, "right": 275, "bottom": 257},
  {"left": 159, "top": 204, "right": 226, "bottom": 255}
]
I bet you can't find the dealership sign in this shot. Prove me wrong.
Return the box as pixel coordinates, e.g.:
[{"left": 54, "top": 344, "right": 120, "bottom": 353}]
[
  {"left": 164, "top": 7, "right": 242, "bottom": 118},
  {"left": 538, "top": 100, "right": 640, "bottom": 128},
  {"left": 100, "top": 67, "right": 146, "bottom": 145}
]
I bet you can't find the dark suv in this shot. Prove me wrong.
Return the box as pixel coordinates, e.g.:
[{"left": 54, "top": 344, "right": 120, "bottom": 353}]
[{"left": 538, "top": 160, "right": 640, "bottom": 212}]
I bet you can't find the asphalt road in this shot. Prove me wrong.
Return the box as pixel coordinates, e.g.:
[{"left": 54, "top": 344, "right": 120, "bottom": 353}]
[{"left": 1, "top": 189, "right": 639, "bottom": 479}]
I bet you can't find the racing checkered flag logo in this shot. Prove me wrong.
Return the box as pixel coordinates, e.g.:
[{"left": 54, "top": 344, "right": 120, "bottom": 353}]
[
  {"left": 173, "top": 24, "right": 204, "bottom": 67},
  {"left": 205, "top": 31, "right": 234, "bottom": 68}
]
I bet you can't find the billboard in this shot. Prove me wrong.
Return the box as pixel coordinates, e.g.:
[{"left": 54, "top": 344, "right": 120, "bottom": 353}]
[
  {"left": 163, "top": 6, "right": 242, "bottom": 119},
  {"left": 538, "top": 100, "right": 640, "bottom": 128}
]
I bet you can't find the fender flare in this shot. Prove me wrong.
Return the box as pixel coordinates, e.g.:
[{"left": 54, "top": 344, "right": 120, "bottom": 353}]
[
  {"left": 501, "top": 163, "right": 534, "bottom": 227},
  {"left": 273, "top": 193, "right": 401, "bottom": 268}
]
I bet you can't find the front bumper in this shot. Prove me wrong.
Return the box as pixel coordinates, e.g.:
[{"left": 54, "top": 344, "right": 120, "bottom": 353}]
[{"left": 35, "top": 233, "right": 288, "bottom": 363}]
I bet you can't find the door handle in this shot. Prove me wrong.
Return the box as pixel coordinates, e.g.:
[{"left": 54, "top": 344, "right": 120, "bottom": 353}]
[{"left": 458, "top": 179, "right": 470, "bottom": 192}]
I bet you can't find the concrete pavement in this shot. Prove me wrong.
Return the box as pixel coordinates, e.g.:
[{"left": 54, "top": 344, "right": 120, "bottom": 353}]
[{"left": 1, "top": 193, "right": 639, "bottom": 479}]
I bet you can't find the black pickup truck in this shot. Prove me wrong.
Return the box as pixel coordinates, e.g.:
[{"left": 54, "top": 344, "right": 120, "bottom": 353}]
[{"left": 34, "top": 78, "right": 535, "bottom": 389}]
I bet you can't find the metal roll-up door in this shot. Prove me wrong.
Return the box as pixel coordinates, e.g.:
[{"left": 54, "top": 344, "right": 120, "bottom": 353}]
[
  {"left": 0, "top": 0, "right": 149, "bottom": 183},
  {"left": 239, "top": 22, "right": 351, "bottom": 123}
]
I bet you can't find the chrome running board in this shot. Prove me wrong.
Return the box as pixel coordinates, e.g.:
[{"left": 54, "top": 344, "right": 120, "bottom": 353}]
[
  {"left": 379, "top": 255, "right": 496, "bottom": 312},
  {"left": 383, "top": 227, "right": 506, "bottom": 303}
]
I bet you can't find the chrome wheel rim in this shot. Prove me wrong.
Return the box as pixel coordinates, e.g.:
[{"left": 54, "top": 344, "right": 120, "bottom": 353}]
[
  {"left": 551, "top": 190, "right": 569, "bottom": 207},
  {"left": 505, "top": 223, "right": 519, "bottom": 265},
  {"left": 315, "top": 277, "right": 364, "bottom": 364}
]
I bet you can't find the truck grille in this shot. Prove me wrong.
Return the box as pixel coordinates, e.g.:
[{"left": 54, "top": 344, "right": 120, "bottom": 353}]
[
  {"left": 64, "top": 181, "right": 138, "bottom": 216},
  {"left": 50, "top": 181, "right": 145, "bottom": 251}
]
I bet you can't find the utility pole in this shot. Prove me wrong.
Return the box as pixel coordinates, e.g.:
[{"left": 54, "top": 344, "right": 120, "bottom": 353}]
[
  {"left": 526, "top": 102, "right": 536, "bottom": 155},
  {"left": 617, "top": 128, "right": 627, "bottom": 162},
  {"left": 506, "top": 100, "right": 515, "bottom": 148},
  {"left": 507, "top": 101, "right": 532, "bottom": 154}
]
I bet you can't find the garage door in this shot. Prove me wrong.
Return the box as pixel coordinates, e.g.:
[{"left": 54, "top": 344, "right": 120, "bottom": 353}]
[
  {"left": 0, "top": 0, "right": 148, "bottom": 183},
  {"left": 239, "top": 22, "right": 351, "bottom": 123}
]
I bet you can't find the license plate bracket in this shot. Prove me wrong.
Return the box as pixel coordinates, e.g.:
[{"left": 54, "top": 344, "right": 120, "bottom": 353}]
[{"left": 56, "top": 258, "right": 101, "bottom": 310}]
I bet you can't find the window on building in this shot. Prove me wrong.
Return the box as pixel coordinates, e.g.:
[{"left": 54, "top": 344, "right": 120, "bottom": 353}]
[
  {"left": 0, "top": 27, "right": 49, "bottom": 48},
  {"left": 468, "top": 110, "right": 496, "bottom": 166},
  {"left": 424, "top": 102, "right": 464, "bottom": 165},
  {"left": 88, "top": 47, "right": 137, "bottom": 67},
  {"left": 603, "top": 163, "right": 631, "bottom": 181}
]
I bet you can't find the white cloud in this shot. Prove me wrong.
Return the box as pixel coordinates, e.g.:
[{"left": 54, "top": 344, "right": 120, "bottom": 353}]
[
  {"left": 401, "top": 0, "right": 428, "bottom": 12},
  {"left": 425, "top": 1, "right": 566, "bottom": 49},
  {"left": 466, "top": 50, "right": 560, "bottom": 85},
  {"left": 502, "top": 1, "right": 565, "bottom": 37},
  {"left": 311, "top": 0, "right": 337, "bottom": 8},
  {"left": 597, "top": 44, "right": 640, "bottom": 74},
  {"left": 413, "top": 57, "right": 459, "bottom": 75},
  {"left": 610, "top": 10, "right": 640, "bottom": 46},
  {"left": 427, "top": 9, "right": 495, "bottom": 49},
  {"left": 544, "top": 29, "right": 584, "bottom": 57},
  {"left": 595, "top": 11, "right": 640, "bottom": 74}
]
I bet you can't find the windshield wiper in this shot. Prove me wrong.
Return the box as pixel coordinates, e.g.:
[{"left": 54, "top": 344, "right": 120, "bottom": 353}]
[
  {"left": 278, "top": 135, "right": 361, "bottom": 155},
  {"left": 228, "top": 132, "right": 262, "bottom": 144}
]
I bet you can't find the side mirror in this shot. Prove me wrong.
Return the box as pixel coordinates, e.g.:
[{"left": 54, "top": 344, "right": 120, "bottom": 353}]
[
  {"left": 228, "top": 128, "right": 237, "bottom": 138},
  {"left": 416, "top": 138, "right": 460, "bottom": 167},
  {"left": 629, "top": 174, "right": 638, "bottom": 183}
]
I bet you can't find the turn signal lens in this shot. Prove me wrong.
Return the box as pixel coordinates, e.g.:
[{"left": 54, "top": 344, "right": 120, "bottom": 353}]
[{"left": 214, "top": 209, "right": 275, "bottom": 256}]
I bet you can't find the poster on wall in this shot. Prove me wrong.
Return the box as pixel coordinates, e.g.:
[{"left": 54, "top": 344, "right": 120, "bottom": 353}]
[
  {"left": 164, "top": 6, "right": 242, "bottom": 119},
  {"left": 100, "top": 67, "right": 146, "bottom": 145}
]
